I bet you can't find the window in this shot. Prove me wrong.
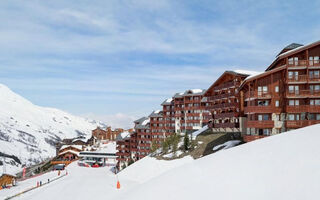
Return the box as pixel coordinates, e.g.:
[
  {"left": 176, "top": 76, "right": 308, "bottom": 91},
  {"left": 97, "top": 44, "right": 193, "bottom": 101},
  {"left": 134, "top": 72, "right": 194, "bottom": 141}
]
[
  {"left": 289, "top": 85, "right": 299, "bottom": 94},
  {"left": 275, "top": 100, "right": 279, "bottom": 107},
  {"left": 258, "top": 100, "right": 269, "bottom": 106},
  {"left": 275, "top": 86, "right": 279, "bottom": 93},
  {"left": 288, "top": 114, "right": 299, "bottom": 121},
  {"left": 288, "top": 114, "right": 295, "bottom": 121}
]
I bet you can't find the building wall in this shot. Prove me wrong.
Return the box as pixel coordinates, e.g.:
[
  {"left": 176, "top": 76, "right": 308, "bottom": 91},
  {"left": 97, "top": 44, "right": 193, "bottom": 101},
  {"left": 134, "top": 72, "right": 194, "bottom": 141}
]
[{"left": 242, "top": 43, "right": 320, "bottom": 142}]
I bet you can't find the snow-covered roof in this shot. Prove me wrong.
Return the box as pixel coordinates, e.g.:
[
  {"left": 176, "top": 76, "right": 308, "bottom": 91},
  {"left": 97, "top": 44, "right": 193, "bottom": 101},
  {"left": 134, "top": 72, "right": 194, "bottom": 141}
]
[
  {"left": 58, "top": 149, "right": 80, "bottom": 156},
  {"left": 161, "top": 97, "right": 173, "bottom": 105},
  {"left": 148, "top": 110, "right": 163, "bottom": 118},
  {"left": 116, "top": 131, "right": 131, "bottom": 141},
  {"left": 60, "top": 145, "right": 83, "bottom": 151},
  {"left": 134, "top": 117, "right": 148, "bottom": 124},
  {"left": 233, "top": 70, "right": 262, "bottom": 77},
  {"left": 183, "top": 89, "right": 206, "bottom": 96},
  {"left": 141, "top": 118, "right": 150, "bottom": 126}
]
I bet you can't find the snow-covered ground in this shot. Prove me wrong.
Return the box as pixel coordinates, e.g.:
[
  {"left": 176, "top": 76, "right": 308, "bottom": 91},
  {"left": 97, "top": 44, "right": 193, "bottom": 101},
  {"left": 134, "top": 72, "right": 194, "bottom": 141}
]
[
  {"left": 2, "top": 124, "right": 320, "bottom": 200},
  {"left": 212, "top": 140, "right": 241, "bottom": 151},
  {"left": 0, "top": 83, "right": 106, "bottom": 173}
]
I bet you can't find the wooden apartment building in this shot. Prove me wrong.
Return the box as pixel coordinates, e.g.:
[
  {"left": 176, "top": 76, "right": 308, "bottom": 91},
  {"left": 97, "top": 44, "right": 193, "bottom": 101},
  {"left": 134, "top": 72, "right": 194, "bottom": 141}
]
[
  {"left": 241, "top": 41, "right": 320, "bottom": 142},
  {"left": 203, "top": 70, "right": 260, "bottom": 133}
]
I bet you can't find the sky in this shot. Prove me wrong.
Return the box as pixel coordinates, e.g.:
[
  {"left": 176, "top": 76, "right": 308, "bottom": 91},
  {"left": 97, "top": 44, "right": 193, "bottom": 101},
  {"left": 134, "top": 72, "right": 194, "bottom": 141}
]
[{"left": 1, "top": 0, "right": 320, "bottom": 129}]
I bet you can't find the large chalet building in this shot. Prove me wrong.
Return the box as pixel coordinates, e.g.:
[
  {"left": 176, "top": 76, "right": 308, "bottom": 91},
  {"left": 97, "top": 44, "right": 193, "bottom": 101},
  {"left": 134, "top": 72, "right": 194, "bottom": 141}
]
[
  {"left": 134, "top": 117, "right": 151, "bottom": 160},
  {"left": 203, "top": 70, "right": 260, "bottom": 133},
  {"left": 241, "top": 41, "right": 320, "bottom": 141},
  {"left": 173, "top": 89, "right": 208, "bottom": 134}
]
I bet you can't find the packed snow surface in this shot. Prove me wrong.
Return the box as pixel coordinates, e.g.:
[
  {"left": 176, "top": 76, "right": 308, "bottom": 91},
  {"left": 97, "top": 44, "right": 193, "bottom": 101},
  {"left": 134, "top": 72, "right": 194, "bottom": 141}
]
[
  {"left": 0, "top": 83, "right": 105, "bottom": 172},
  {"left": 2, "top": 124, "right": 320, "bottom": 200}
]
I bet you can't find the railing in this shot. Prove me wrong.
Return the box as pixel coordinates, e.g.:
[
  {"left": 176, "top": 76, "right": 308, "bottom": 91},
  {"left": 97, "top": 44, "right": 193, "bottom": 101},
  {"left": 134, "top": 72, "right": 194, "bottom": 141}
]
[
  {"left": 288, "top": 60, "right": 307, "bottom": 67},
  {"left": 285, "top": 120, "right": 320, "bottom": 128},
  {"left": 287, "top": 75, "right": 308, "bottom": 82},
  {"left": 287, "top": 60, "right": 320, "bottom": 67},
  {"left": 247, "top": 120, "right": 274, "bottom": 128},
  {"left": 309, "top": 76, "right": 320, "bottom": 82},
  {"left": 211, "top": 102, "right": 239, "bottom": 109},
  {"left": 244, "top": 106, "right": 278, "bottom": 113},
  {"left": 287, "top": 90, "right": 320, "bottom": 97},
  {"left": 245, "top": 92, "right": 272, "bottom": 99},
  {"left": 214, "top": 81, "right": 235, "bottom": 91},
  {"left": 213, "top": 112, "right": 237, "bottom": 119},
  {"left": 308, "top": 60, "right": 320, "bottom": 66},
  {"left": 213, "top": 122, "right": 238, "bottom": 128}
]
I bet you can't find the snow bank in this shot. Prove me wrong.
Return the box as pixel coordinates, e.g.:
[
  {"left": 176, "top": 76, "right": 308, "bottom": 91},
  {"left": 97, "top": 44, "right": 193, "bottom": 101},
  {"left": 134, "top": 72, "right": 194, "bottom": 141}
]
[
  {"left": 192, "top": 125, "right": 208, "bottom": 137},
  {"left": 118, "top": 156, "right": 193, "bottom": 183},
  {"left": 118, "top": 124, "right": 320, "bottom": 200},
  {"left": 212, "top": 140, "right": 241, "bottom": 151}
]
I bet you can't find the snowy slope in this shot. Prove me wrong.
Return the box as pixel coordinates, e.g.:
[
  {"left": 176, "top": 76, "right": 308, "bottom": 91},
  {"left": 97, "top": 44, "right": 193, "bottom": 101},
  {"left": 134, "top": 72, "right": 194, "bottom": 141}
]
[
  {"left": 0, "top": 84, "right": 106, "bottom": 173},
  {"left": 119, "top": 124, "right": 320, "bottom": 200},
  {"left": 3, "top": 123, "right": 320, "bottom": 200}
]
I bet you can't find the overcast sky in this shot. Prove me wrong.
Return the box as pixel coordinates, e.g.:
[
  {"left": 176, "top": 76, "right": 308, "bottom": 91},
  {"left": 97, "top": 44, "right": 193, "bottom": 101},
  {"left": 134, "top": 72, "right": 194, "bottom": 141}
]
[{"left": 1, "top": 0, "right": 320, "bottom": 128}]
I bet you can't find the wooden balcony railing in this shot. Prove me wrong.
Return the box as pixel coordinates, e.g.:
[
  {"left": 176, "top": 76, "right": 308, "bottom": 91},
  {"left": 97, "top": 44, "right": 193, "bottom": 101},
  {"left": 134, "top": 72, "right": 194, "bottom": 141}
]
[
  {"left": 285, "top": 120, "right": 320, "bottom": 128},
  {"left": 214, "top": 81, "right": 235, "bottom": 91},
  {"left": 308, "top": 60, "right": 320, "bottom": 66},
  {"left": 244, "top": 106, "right": 279, "bottom": 113},
  {"left": 287, "top": 90, "right": 320, "bottom": 97},
  {"left": 247, "top": 120, "right": 274, "bottom": 128},
  {"left": 211, "top": 102, "right": 239, "bottom": 109},
  {"left": 288, "top": 60, "right": 307, "bottom": 67},
  {"left": 213, "top": 112, "right": 238, "bottom": 119},
  {"left": 287, "top": 75, "right": 308, "bottom": 82},
  {"left": 213, "top": 122, "right": 239, "bottom": 128},
  {"left": 245, "top": 92, "right": 272, "bottom": 99}
]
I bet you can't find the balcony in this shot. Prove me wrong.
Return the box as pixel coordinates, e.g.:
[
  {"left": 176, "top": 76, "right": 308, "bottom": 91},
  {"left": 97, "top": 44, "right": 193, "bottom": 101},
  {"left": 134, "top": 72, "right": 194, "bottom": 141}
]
[
  {"left": 213, "top": 112, "right": 237, "bottom": 119},
  {"left": 244, "top": 106, "right": 279, "bottom": 114},
  {"left": 288, "top": 60, "right": 320, "bottom": 68},
  {"left": 286, "top": 105, "right": 308, "bottom": 113},
  {"left": 287, "top": 75, "right": 307, "bottom": 83},
  {"left": 247, "top": 120, "right": 274, "bottom": 128},
  {"left": 245, "top": 92, "right": 272, "bottom": 100},
  {"left": 243, "top": 135, "right": 268, "bottom": 142},
  {"left": 211, "top": 102, "right": 239, "bottom": 109},
  {"left": 286, "top": 90, "right": 320, "bottom": 98},
  {"left": 213, "top": 122, "right": 239, "bottom": 128},
  {"left": 286, "top": 120, "right": 320, "bottom": 128},
  {"left": 214, "top": 81, "right": 235, "bottom": 91}
]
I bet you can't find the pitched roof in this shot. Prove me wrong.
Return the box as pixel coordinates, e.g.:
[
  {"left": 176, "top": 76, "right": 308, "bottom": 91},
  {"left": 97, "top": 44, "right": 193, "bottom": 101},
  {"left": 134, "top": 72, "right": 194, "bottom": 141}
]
[
  {"left": 116, "top": 131, "right": 131, "bottom": 141},
  {"left": 148, "top": 110, "right": 163, "bottom": 118},
  {"left": 161, "top": 98, "right": 173, "bottom": 105}
]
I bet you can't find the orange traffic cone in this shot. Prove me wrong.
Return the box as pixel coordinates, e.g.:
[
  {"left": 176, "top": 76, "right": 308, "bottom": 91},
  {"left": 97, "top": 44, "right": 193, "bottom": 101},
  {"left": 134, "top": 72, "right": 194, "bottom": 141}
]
[{"left": 116, "top": 180, "right": 121, "bottom": 189}]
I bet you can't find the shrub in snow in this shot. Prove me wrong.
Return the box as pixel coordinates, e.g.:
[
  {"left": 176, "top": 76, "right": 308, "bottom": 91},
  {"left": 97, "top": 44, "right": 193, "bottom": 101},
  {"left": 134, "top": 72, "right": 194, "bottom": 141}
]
[{"left": 183, "top": 133, "right": 190, "bottom": 152}]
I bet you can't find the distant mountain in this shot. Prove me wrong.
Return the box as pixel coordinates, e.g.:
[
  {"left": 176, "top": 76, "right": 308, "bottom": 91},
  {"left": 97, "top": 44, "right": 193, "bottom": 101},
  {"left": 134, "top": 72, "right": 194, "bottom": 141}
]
[{"left": 0, "top": 84, "right": 106, "bottom": 174}]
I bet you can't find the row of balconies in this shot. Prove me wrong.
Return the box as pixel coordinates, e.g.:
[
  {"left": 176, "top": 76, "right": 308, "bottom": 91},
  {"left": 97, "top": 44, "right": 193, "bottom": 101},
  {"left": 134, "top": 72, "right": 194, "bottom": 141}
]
[
  {"left": 287, "top": 90, "right": 320, "bottom": 98},
  {"left": 247, "top": 119, "right": 320, "bottom": 128},
  {"left": 288, "top": 60, "right": 320, "bottom": 67},
  {"left": 211, "top": 102, "right": 239, "bottom": 109},
  {"left": 213, "top": 112, "right": 238, "bottom": 119},
  {"left": 245, "top": 90, "right": 320, "bottom": 99},
  {"left": 208, "top": 93, "right": 236, "bottom": 101},
  {"left": 213, "top": 81, "right": 236, "bottom": 91},
  {"left": 213, "top": 122, "right": 239, "bottom": 128},
  {"left": 287, "top": 75, "right": 320, "bottom": 83}
]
